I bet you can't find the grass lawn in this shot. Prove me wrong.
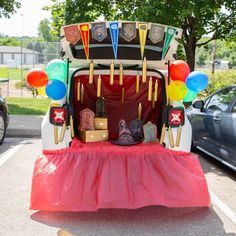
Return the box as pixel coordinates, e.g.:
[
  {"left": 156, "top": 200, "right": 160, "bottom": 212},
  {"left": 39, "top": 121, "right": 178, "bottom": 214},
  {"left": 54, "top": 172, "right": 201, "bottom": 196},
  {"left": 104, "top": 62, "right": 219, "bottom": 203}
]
[
  {"left": 6, "top": 97, "right": 50, "bottom": 115},
  {"left": 0, "top": 68, "right": 29, "bottom": 80}
]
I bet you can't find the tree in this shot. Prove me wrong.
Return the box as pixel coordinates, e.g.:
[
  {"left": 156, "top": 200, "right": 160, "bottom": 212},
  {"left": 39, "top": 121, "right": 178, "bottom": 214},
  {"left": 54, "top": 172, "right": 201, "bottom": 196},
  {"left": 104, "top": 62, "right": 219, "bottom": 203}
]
[
  {"left": 46, "top": 0, "right": 236, "bottom": 71},
  {"left": 38, "top": 19, "right": 53, "bottom": 42},
  {"left": 0, "top": 0, "right": 21, "bottom": 18}
]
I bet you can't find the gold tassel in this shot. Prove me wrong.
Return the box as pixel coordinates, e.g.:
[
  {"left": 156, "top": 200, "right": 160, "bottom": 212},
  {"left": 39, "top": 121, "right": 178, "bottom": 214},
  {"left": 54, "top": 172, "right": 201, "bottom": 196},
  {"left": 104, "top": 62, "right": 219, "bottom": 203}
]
[
  {"left": 110, "top": 59, "right": 114, "bottom": 85},
  {"left": 142, "top": 57, "right": 147, "bottom": 83},
  {"left": 59, "top": 122, "right": 67, "bottom": 142},
  {"left": 119, "top": 63, "right": 123, "bottom": 85},
  {"left": 89, "top": 60, "right": 94, "bottom": 84},
  {"left": 168, "top": 127, "right": 174, "bottom": 148},
  {"left": 160, "top": 124, "right": 165, "bottom": 145},
  {"left": 70, "top": 115, "right": 75, "bottom": 138},
  {"left": 176, "top": 126, "right": 182, "bottom": 147},
  {"left": 54, "top": 125, "right": 58, "bottom": 145}
]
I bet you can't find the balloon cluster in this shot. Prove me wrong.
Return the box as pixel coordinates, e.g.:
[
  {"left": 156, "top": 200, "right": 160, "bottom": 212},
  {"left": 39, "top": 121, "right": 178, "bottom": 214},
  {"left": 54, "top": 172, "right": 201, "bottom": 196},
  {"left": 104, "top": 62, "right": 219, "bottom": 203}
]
[
  {"left": 26, "top": 59, "right": 67, "bottom": 100},
  {"left": 167, "top": 60, "right": 208, "bottom": 102}
]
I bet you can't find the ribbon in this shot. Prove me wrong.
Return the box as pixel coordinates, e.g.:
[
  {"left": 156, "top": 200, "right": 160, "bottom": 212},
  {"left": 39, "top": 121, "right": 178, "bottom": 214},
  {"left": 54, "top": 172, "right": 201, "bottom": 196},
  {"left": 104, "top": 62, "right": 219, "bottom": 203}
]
[
  {"left": 79, "top": 23, "right": 90, "bottom": 59},
  {"left": 109, "top": 22, "right": 119, "bottom": 59}
]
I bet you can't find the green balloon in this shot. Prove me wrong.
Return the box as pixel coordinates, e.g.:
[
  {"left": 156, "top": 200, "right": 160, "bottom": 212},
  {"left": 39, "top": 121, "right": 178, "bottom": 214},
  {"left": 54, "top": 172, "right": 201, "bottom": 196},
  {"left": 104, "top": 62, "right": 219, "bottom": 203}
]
[
  {"left": 46, "top": 59, "right": 67, "bottom": 82},
  {"left": 183, "top": 89, "right": 197, "bottom": 102}
]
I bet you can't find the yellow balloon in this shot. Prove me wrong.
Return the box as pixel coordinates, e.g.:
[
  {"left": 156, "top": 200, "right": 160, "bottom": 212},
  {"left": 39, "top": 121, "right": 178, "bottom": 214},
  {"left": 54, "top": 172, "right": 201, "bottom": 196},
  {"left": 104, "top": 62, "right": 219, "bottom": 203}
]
[
  {"left": 37, "top": 86, "right": 46, "bottom": 96},
  {"left": 167, "top": 80, "right": 187, "bottom": 101}
]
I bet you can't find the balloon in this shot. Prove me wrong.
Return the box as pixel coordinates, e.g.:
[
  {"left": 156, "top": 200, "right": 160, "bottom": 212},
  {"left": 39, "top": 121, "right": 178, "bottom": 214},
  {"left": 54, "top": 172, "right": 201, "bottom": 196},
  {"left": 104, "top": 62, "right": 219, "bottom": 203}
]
[
  {"left": 45, "top": 80, "right": 67, "bottom": 100},
  {"left": 26, "top": 68, "right": 48, "bottom": 88},
  {"left": 46, "top": 59, "right": 67, "bottom": 82},
  {"left": 186, "top": 71, "right": 208, "bottom": 92},
  {"left": 170, "top": 60, "right": 190, "bottom": 82},
  {"left": 183, "top": 89, "right": 197, "bottom": 102},
  {"left": 37, "top": 86, "right": 46, "bottom": 97},
  {"left": 167, "top": 80, "right": 187, "bottom": 101}
]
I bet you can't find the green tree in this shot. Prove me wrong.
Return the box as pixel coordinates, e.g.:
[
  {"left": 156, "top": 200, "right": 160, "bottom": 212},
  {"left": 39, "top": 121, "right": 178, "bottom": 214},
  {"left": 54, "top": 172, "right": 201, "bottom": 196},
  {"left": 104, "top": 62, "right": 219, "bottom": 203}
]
[
  {"left": 38, "top": 19, "right": 54, "bottom": 42},
  {"left": 0, "top": 0, "right": 20, "bottom": 18},
  {"left": 46, "top": 0, "right": 236, "bottom": 71}
]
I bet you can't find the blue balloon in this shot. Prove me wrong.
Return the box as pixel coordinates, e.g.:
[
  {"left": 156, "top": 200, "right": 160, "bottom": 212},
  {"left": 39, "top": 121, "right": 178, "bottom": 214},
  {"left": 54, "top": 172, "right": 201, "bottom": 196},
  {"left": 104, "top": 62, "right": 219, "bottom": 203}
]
[
  {"left": 186, "top": 71, "right": 208, "bottom": 92},
  {"left": 45, "top": 79, "right": 67, "bottom": 100}
]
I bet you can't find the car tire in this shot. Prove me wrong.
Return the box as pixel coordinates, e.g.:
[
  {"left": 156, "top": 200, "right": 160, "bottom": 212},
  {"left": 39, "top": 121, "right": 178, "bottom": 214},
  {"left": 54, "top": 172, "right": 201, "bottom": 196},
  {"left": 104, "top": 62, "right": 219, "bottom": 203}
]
[{"left": 0, "top": 110, "right": 6, "bottom": 145}]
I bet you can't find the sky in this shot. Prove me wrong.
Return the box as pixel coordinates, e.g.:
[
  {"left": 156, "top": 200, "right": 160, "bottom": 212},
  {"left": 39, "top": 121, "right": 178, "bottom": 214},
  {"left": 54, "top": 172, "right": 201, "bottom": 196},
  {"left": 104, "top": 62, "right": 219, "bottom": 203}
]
[{"left": 0, "top": 0, "right": 52, "bottom": 37}]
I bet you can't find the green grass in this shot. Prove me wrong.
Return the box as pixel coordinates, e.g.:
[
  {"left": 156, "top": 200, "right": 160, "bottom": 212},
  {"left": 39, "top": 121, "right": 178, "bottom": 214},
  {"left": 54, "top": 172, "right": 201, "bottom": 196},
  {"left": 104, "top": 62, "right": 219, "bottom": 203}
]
[
  {"left": 6, "top": 97, "right": 50, "bottom": 115},
  {"left": 0, "top": 68, "right": 29, "bottom": 80}
]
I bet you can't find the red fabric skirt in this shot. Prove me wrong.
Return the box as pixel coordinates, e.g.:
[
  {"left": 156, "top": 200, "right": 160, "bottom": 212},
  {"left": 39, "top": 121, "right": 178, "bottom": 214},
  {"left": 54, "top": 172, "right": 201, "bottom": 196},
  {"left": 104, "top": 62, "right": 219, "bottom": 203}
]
[{"left": 30, "top": 138, "right": 210, "bottom": 211}]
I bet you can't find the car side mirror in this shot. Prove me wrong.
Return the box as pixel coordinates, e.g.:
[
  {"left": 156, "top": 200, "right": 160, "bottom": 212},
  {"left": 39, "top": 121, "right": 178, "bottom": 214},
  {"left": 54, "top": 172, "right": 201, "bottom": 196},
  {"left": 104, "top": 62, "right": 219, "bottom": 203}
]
[{"left": 193, "top": 100, "right": 204, "bottom": 110}]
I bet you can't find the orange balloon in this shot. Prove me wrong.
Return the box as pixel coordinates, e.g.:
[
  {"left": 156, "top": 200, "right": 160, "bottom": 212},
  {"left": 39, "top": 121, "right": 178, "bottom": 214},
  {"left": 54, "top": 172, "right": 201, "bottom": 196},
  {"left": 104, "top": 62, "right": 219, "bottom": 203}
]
[
  {"left": 170, "top": 60, "right": 190, "bottom": 82},
  {"left": 26, "top": 68, "right": 48, "bottom": 88}
]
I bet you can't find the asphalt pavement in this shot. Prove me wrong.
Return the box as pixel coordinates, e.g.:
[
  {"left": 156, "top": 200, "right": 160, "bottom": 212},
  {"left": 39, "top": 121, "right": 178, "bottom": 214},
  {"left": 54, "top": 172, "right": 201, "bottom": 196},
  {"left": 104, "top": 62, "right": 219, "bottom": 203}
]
[{"left": 6, "top": 115, "right": 43, "bottom": 138}]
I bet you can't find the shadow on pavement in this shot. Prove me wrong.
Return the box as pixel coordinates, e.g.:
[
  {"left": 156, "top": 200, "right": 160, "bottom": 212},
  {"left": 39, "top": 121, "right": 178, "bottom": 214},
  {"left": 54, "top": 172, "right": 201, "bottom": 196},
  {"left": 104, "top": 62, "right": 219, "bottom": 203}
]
[{"left": 31, "top": 206, "right": 236, "bottom": 236}]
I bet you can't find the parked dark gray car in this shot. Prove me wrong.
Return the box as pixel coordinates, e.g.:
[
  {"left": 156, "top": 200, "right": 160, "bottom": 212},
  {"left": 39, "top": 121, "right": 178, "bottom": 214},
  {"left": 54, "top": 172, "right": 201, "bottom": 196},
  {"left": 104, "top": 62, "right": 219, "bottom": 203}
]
[
  {"left": 187, "top": 85, "right": 236, "bottom": 171},
  {"left": 0, "top": 96, "right": 9, "bottom": 145}
]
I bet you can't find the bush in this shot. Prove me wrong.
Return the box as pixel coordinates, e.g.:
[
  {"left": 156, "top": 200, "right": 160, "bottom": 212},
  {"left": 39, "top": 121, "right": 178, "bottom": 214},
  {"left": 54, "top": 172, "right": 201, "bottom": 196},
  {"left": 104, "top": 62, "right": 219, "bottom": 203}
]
[{"left": 198, "top": 70, "right": 236, "bottom": 98}]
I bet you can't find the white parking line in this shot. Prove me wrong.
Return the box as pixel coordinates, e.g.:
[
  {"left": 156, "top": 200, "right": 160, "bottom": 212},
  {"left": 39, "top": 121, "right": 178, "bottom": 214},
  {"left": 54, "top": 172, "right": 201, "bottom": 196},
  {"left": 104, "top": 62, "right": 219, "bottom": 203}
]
[
  {"left": 210, "top": 189, "right": 236, "bottom": 224},
  {"left": 0, "top": 140, "right": 28, "bottom": 167}
]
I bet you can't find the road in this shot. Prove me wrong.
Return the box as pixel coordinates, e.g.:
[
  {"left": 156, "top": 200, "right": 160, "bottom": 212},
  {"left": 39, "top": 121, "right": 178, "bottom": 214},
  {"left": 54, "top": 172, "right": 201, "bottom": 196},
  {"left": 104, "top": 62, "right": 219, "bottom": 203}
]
[{"left": 0, "top": 138, "right": 235, "bottom": 236}]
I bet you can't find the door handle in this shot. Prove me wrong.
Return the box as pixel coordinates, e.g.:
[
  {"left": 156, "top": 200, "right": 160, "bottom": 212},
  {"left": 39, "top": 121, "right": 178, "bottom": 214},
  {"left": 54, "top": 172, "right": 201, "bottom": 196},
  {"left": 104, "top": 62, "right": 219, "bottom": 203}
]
[{"left": 213, "top": 117, "right": 221, "bottom": 122}]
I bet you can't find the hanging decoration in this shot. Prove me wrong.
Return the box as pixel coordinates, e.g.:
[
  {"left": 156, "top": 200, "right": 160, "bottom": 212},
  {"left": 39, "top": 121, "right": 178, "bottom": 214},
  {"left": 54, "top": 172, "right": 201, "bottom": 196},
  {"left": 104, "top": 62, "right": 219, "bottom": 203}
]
[
  {"left": 79, "top": 23, "right": 90, "bottom": 59},
  {"left": 119, "top": 64, "right": 123, "bottom": 85},
  {"left": 154, "top": 79, "right": 158, "bottom": 101},
  {"left": 89, "top": 60, "right": 94, "bottom": 84},
  {"left": 109, "top": 22, "right": 119, "bottom": 59},
  {"left": 97, "top": 75, "right": 101, "bottom": 97},
  {"left": 77, "top": 80, "right": 81, "bottom": 101},
  {"left": 138, "top": 103, "right": 142, "bottom": 120},
  {"left": 142, "top": 57, "right": 147, "bottom": 83},
  {"left": 148, "top": 77, "right": 153, "bottom": 101},
  {"left": 136, "top": 73, "right": 140, "bottom": 93},
  {"left": 121, "top": 22, "right": 136, "bottom": 42},
  {"left": 91, "top": 22, "right": 107, "bottom": 42},
  {"left": 110, "top": 59, "right": 114, "bottom": 85},
  {"left": 161, "top": 26, "right": 177, "bottom": 60},
  {"left": 148, "top": 24, "right": 165, "bottom": 44},
  {"left": 138, "top": 23, "right": 148, "bottom": 59},
  {"left": 81, "top": 84, "right": 84, "bottom": 104},
  {"left": 63, "top": 24, "right": 81, "bottom": 45}
]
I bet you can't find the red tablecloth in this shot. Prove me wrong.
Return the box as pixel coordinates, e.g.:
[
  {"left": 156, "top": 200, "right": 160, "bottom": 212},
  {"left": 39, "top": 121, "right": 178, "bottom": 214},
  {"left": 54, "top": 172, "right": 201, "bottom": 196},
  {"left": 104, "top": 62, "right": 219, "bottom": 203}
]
[{"left": 30, "top": 139, "right": 210, "bottom": 211}]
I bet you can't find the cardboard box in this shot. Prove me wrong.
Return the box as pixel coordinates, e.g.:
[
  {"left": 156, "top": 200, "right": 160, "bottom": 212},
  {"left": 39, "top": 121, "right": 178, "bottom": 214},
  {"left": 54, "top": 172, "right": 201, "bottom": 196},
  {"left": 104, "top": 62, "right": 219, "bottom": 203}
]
[
  {"left": 94, "top": 117, "right": 108, "bottom": 130},
  {"left": 79, "top": 130, "right": 109, "bottom": 142}
]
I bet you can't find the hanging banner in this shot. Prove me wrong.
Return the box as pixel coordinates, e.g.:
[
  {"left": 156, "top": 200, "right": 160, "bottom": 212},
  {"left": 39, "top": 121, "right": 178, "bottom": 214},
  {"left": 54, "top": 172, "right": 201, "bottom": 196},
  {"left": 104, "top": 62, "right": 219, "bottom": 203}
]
[
  {"left": 63, "top": 25, "right": 81, "bottom": 45},
  {"left": 161, "top": 26, "right": 177, "bottom": 60},
  {"left": 91, "top": 22, "right": 107, "bottom": 42},
  {"left": 148, "top": 24, "right": 165, "bottom": 44},
  {"left": 138, "top": 23, "right": 148, "bottom": 59},
  {"left": 121, "top": 22, "right": 136, "bottom": 42},
  {"left": 79, "top": 23, "right": 90, "bottom": 59},
  {"left": 109, "top": 22, "right": 119, "bottom": 59}
]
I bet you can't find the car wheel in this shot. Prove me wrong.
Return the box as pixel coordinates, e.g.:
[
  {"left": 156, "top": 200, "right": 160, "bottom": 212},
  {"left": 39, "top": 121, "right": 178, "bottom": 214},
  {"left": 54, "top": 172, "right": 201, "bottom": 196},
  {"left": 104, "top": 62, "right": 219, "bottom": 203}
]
[{"left": 0, "top": 111, "right": 6, "bottom": 145}]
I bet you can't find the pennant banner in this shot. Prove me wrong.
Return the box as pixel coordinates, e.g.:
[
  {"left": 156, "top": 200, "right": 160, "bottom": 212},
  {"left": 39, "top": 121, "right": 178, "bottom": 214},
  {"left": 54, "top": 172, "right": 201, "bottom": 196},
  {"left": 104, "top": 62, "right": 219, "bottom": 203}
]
[
  {"left": 79, "top": 23, "right": 90, "bottom": 59},
  {"left": 91, "top": 22, "right": 107, "bottom": 42},
  {"left": 109, "top": 22, "right": 119, "bottom": 59},
  {"left": 63, "top": 25, "right": 81, "bottom": 45},
  {"left": 138, "top": 23, "right": 148, "bottom": 59},
  {"left": 148, "top": 24, "right": 165, "bottom": 44},
  {"left": 161, "top": 26, "right": 177, "bottom": 60},
  {"left": 121, "top": 22, "right": 136, "bottom": 42}
]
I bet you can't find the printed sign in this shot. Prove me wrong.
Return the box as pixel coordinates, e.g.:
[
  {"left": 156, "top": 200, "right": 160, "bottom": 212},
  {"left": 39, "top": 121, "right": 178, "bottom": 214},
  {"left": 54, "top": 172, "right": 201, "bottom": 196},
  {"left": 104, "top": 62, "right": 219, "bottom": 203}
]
[
  {"left": 91, "top": 22, "right": 107, "bottom": 42},
  {"left": 121, "top": 22, "right": 136, "bottom": 42},
  {"left": 63, "top": 25, "right": 81, "bottom": 45},
  {"left": 148, "top": 24, "right": 165, "bottom": 44},
  {"left": 79, "top": 23, "right": 90, "bottom": 59},
  {"left": 109, "top": 22, "right": 119, "bottom": 59},
  {"left": 138, "top": 23, "right": 148, "bottom": 59}
]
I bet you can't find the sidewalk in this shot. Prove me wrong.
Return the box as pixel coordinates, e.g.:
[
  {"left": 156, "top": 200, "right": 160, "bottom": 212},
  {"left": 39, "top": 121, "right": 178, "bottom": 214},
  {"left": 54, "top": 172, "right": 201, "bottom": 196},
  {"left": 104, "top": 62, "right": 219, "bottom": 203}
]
[{"left": 6, "top": 115, "right": 43, "bottom": 138}]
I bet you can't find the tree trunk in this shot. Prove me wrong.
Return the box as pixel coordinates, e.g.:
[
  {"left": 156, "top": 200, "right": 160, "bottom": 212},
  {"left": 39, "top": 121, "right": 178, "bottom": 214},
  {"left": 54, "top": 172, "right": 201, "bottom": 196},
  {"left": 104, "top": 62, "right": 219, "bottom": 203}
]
[{"left": 184, "top": 41, "right": 197, "bottom": 72}]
